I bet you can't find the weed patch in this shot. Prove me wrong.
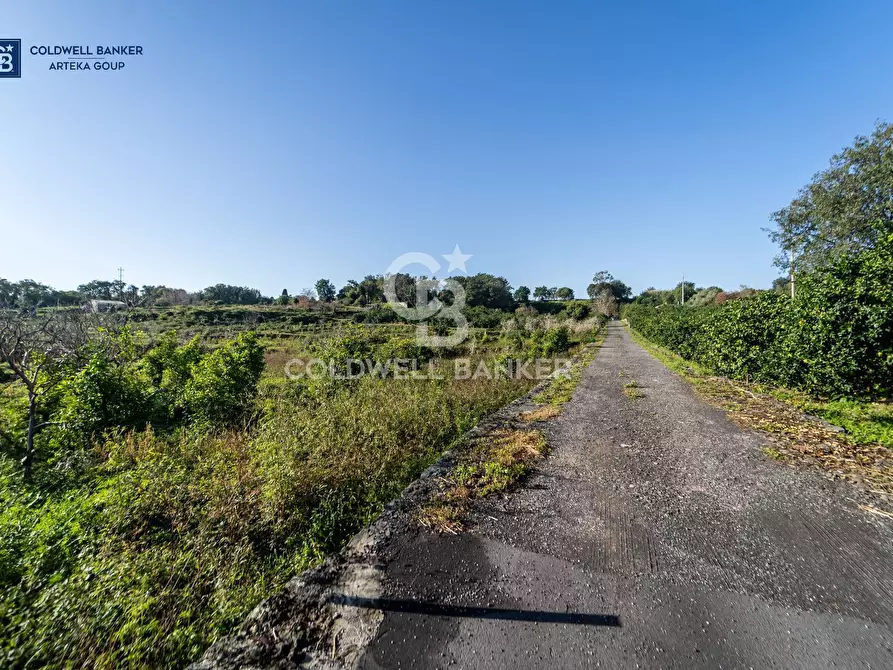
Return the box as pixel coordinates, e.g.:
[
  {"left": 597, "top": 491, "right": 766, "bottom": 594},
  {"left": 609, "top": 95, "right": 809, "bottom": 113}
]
[
  {"left": 533, "top": 335, "right": 603, "bottom": 408},
  {"left": 419, "top": 429, "right": 546, "bottom": 533},
  {"left": 623, "top": 382, "right": 645, "bottom": 399}
]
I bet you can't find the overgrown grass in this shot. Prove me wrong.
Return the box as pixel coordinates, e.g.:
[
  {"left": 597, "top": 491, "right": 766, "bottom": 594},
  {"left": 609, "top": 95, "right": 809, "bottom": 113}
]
[
  {"left": 763, "top": 390, "right": 893, "bottom": 448},
  {"left": 0, "top": 309, "right": 604, "bottom": 668},
  {"left": 0, "top": 341, "right": 535, "bottom": 669},
  {"left": 420, "top": 335, "right": 605, "bottom": 533},
  {"left": 533, "top": 334, "right": 604, "bottom": 407},
  {"left": 418, "top": 429, "right": 547, "bottom": 533}
]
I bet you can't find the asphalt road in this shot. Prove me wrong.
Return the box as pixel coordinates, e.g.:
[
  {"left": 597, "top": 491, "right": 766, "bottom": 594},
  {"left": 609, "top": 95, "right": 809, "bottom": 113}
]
[{"left": 352, "top": 323, "right": 893, "bottom": 669}]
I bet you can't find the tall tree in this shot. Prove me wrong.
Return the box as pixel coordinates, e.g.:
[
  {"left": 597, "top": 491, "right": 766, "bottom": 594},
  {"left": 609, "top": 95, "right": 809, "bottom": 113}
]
[
  {"left": 768, "top": 121, "right": 893, "bottom": 271},
  {"left": 450, "top": 273, "right": 513, "bottom": 309},
  {"left": 513, "top": 285, "right": 531, "bottom": 302},
  {"left": 200, "top": 284, "right": 264, "bottom": 305},
  {"left": 587, "top": 271, "right": 631, "bottom": 303},
  {"left": 314, "top": 279, "right": 336, "bottom": 303}
]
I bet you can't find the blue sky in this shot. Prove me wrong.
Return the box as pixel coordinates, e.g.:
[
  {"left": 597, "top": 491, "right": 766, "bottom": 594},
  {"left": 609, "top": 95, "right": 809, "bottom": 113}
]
[{"left": 3, "top": 0, "right": 892, "bottom": 297}]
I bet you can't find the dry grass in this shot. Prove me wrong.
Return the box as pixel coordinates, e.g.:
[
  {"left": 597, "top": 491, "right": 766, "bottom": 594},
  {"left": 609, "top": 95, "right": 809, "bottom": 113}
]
[
  {"left": 698, "top": 375, "right": 893, "bottom": 501},
  {"left": 628, "top": 327, "right": 893, "bottom": 510},
  {"left": 420, "top": 335, "right": 605, "bottom": 532},
  {"left": 519, "top": 405, "right": 561, "bottom": 422},
  {"left": 418, "top": 429, "right": 547, "bottom": 533}
]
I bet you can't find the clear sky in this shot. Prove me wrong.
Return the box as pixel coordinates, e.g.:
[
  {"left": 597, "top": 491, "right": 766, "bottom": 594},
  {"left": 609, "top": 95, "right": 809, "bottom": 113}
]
[{"left": 3, "top": 0, "right": 892, "bottom": 297}]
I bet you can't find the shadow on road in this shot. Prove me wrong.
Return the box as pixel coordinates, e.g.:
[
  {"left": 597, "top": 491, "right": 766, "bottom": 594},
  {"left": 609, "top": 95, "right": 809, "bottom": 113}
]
[{"left": 330, "top": 595, "right": 621, "bottom": 627}]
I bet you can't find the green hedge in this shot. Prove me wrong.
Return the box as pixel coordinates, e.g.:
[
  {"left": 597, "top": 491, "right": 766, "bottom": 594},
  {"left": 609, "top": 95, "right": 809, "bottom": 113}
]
[{"left": 626, "top": 233, "right": 893, "bottom": 399}]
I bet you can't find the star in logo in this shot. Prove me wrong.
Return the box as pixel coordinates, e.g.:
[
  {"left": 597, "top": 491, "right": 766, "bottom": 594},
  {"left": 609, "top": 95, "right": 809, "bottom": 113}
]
[{"left": 442, "top": 245, "right": 472, "bottom": 274}]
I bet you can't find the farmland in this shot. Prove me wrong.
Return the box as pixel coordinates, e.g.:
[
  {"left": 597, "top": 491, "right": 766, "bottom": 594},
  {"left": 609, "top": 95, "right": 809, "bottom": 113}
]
[{"left": 0, "top": 302, "right": 600, "bottom": 668}]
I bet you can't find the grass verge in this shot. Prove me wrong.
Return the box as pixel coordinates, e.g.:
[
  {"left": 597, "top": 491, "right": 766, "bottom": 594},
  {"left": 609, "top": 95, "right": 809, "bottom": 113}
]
[
  {"left": 418, "top": 429, "right": 547, "bottom": 533},
  {"left": 420, "top": 336, "right": 605, "bottom": 533},
  {"left": 626, "top": 325, "right": 893, "bottom": 505},
  {"left": 533, "top": 334, "right": 604, "bottom": 407}
]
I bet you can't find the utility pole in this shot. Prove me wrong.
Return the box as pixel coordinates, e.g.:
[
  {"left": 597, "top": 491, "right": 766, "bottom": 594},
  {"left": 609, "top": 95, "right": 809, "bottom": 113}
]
[
  {"left": 118, "top": 267, "right": 124, "bottom": 284},
  {"left": 789, "top": 250, "right": 795, "bottom": 299},
  {"left": 681, "top": 274, "right": 685, "bottom": 305}
]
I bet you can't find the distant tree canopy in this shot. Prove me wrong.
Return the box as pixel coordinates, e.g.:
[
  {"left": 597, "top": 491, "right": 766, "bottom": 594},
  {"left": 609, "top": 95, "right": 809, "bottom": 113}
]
[
  {"left": 78, "top": 279, "right": 125, "bottom": 301},
  {"left": 140, "top": 286, "right": 196, "bottom": 306},
  {"left": 632, "top": 282, "right": 726, "bottom": 307},
  {"left": 450, "top": 273, "right": 513, "bottom": 309},
  {"left": 314, "top": 279, "right": 336, "bottom": 303},
  {"left": 533, "top": 286, "right": 556, "bottom": 301},
  {"left": 200, "top": 284, "right": 266, "bottom": 305},
  {"left": 338, "top": 275, "right": 385, "bottom": 306},
  {"left": 586, "top": 271, "right": 631, "bottom": 303},
  {"left": 513, "top": 285, "right": 531, "bottom": 303},
  {"left": 768, "top": 121, "right": 893, "bottom": 272},
  {"left": 556, "top": 287, "right": 575, "bottom": 301},
  {"left": 0, "top": 278, "right": 82, "bottom": 308}
]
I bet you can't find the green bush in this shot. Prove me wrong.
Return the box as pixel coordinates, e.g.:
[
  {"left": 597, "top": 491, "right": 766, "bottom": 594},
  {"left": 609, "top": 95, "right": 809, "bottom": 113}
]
[
  {"left": 564, "top": 302, "right": 590, "bottom": 320},
  {"left": 463, "top": 306, "right": 506, "bottom": 329},
  {"left": 352, "top": 306, "right": 399, "bottom": 324},
  {"left": 626, "top": 233, "right": 893, "bottom": 398},
  {"left": 378, "top": 337, "right": 434, "bottom": 364},
  {"left": 525, "top": 326, "right": 572, "bottom": 358},
  {"left": 182, "top": 333, "right": 265, "bottom": 426}
]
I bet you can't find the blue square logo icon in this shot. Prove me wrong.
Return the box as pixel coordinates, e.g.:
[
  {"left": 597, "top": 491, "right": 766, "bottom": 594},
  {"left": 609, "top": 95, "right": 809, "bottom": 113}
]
[{"left": 0, "top": 39, "right": 21, "bottom": 78}]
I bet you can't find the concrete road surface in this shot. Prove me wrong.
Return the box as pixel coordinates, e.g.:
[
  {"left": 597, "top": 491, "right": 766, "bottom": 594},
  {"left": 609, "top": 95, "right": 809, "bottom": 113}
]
[{"left": 352, "top": 323, "right": 893, "bottom": 669}]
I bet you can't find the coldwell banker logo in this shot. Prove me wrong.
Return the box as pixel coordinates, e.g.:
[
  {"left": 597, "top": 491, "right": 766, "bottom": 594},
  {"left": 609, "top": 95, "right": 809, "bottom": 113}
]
[
  {"left": 0, "top": 39, "right": 22, "bottom": 78},
  {"left": 31, "top": 44, "right": 143, "bottom": 71}
]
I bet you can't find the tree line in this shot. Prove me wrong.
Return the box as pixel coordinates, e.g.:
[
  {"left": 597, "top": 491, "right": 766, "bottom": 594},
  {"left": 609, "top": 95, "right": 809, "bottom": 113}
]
[{"left": 1, "top": 272, "right": 627, "bottom": 313}]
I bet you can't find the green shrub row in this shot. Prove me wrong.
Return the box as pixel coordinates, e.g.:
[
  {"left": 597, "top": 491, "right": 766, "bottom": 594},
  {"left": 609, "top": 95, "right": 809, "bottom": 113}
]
[{"left": 626, "top": 234, "right": 893, "bottom": 399}]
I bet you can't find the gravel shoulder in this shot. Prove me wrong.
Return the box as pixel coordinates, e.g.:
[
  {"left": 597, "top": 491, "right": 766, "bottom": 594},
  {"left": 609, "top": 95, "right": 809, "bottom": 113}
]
[{"left": 355, "top": 323, "right": 893, "bottom": 669}]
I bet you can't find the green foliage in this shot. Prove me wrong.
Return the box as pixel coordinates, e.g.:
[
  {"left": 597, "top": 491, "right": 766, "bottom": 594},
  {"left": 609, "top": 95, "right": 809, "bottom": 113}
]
[
  {"left": 626, "top": 233, "right": 893, "bottom": 399},
  {"left": 587, "top": 271, "right": 631, "bottom": 303},
  {"left": 451, "top": 273, "right": 514, "bottom": 310},
  {"left": 526, "top": 326, "right": 572, "bottom": 358},
  {"left": 54, "top": 352, "right": 153, "bottom": 445},
  {"left": 769, "top": 121, "right": 893, "bottom": 272},
  {"left": 314, "top": 279, "right": 336, "bottom": 303},
  {"left": 0, "top": 279, "right": 65, "bottom": 308},
  {"left": 533, "top": 286, "right": 552, "bottom": 301},
  {"left": 563, "top": 302, "right": 590, "bottom": 320},
  {"left": 338, "top": 276, "right": 385, "bottom": 306},
  {"left": 181, "top": 333, "right": 265, "bottom": 426},
  {"left": 513, "top": 285, "right": 530, "bottom": 302},
  {"left": 200, "top": 284, "right": 266, "bottom": 305},
  {"left": 352, "top": 306, "right": 399, "bottom": 324},
  {"left": 0, "top": 320, "right": 535, "bottom": 668},
  {"left": 377, "top": 337, "right": 434, "bottom": 364},
  {"left": 463, "top": 305, "right": 506, "bottom": 329}
]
